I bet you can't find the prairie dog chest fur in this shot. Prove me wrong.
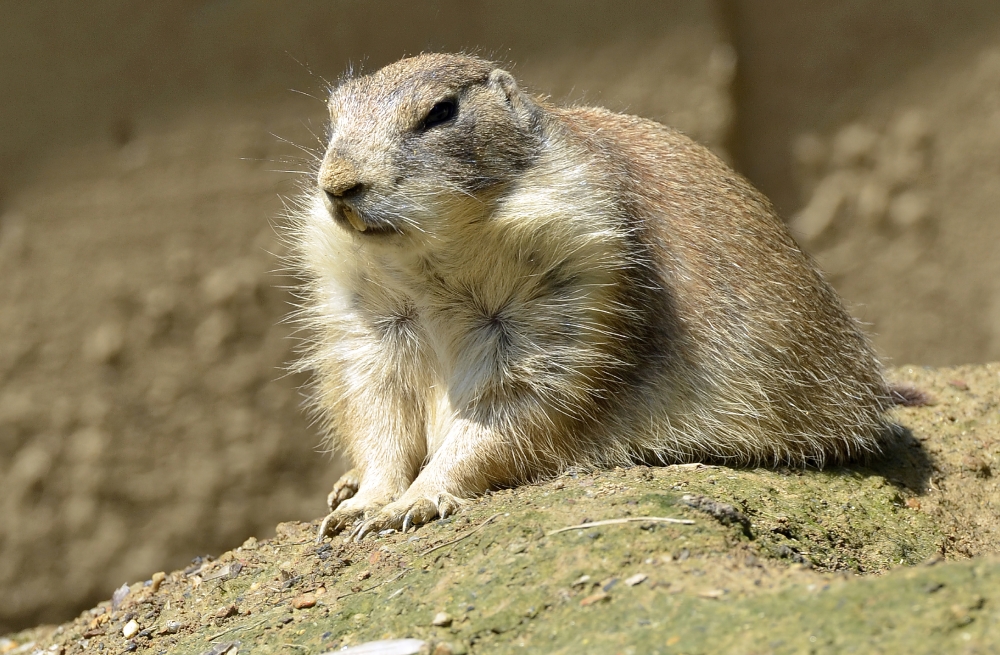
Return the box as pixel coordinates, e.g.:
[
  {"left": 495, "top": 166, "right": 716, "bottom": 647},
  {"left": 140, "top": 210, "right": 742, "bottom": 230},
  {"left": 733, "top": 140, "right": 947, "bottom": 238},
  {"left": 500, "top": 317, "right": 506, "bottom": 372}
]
[
  {"left": 366, "top": 142, "right": 621, "bottom": 347},
  {"left": 330, "top": 143, "right": 632, "bottom": 454},
  {"left": 292, "top": 53, "right": 893, "bottom": 540}
]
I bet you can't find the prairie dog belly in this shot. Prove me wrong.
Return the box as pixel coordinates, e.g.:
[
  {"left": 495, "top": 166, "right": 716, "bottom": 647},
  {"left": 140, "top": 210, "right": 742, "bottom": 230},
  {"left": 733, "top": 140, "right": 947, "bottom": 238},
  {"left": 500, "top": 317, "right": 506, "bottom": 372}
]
[{"left": 342, "top": 206, "right": 631, "bottom": 452}]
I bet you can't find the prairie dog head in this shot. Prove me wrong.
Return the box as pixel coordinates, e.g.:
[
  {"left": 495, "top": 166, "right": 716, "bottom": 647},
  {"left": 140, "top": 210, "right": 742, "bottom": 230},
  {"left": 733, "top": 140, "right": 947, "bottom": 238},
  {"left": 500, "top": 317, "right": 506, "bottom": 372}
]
[{"left": 317, "top": 54, "right": 542, "bottom": 238}]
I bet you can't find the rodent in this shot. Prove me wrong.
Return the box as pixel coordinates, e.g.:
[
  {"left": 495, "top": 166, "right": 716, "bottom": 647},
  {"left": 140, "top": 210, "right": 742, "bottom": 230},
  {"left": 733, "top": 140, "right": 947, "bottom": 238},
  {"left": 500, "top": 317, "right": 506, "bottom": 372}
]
[{"left": 288, "top": 53, "right": 896, "bottom": 540}]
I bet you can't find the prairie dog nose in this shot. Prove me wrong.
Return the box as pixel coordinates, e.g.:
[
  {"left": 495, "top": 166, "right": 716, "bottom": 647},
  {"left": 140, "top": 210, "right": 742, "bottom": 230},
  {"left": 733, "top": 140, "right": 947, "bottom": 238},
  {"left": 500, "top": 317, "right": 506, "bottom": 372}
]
[
  {"left": 328, "top": 182, "right": 365, "bottom": 199},
  {"left": 318, "top": 156, "right": 365, "bottom": 198}
]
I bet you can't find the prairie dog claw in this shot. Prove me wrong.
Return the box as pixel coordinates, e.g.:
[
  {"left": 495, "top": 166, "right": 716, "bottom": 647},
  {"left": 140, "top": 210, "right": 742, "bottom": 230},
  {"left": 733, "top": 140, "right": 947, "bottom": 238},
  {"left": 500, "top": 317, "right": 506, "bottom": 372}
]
[{"left": 349, "top": 491, "right": 463, "bottom": 542}]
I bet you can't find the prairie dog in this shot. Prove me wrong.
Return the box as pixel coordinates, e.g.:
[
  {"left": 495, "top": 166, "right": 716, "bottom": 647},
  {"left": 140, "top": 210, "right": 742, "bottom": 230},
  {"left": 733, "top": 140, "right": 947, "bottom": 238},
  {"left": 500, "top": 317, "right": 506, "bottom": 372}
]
[{"left": 289, "top": 53, "right": 892, "bottom": 539}]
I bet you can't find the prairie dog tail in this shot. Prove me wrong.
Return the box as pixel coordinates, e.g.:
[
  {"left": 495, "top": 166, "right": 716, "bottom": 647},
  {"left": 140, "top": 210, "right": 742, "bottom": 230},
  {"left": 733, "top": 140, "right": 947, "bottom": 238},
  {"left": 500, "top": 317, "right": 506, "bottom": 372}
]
[{"left": 889, "top": 384, "right": 932, "bottom": 407}]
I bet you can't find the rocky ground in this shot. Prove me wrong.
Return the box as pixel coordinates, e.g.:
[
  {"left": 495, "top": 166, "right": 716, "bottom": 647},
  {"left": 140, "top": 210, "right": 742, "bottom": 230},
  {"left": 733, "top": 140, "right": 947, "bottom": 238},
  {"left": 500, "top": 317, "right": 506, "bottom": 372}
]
[{"left": 3, "top": 363, "right": 998, "bottom": 654}]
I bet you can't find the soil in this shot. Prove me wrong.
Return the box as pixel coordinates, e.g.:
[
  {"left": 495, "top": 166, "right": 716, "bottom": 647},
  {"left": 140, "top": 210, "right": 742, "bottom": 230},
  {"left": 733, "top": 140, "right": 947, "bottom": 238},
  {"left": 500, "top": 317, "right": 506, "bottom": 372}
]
[{"left": 4, "top": 364, "right": 1000, "bottom": 654}]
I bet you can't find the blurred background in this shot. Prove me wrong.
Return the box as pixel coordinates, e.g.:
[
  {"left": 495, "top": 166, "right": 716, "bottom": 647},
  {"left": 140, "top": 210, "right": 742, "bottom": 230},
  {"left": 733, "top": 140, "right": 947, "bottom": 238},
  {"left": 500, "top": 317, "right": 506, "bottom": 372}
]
[{"left": 1, "top": 0, "right": 999, "bottom": 633}]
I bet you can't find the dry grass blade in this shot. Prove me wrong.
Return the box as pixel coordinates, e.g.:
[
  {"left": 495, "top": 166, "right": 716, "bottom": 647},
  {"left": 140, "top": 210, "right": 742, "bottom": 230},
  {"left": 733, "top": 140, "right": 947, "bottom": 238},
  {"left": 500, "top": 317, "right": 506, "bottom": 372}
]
[{"left": 547, "top": 516, "right": 694, "bottom": 536}]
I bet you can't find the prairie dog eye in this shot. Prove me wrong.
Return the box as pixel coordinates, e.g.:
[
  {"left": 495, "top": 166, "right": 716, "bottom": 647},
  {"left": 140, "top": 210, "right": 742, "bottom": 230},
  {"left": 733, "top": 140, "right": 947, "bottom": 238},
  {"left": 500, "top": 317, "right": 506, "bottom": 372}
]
[{"left": 421, "top": 99, "right": 457, "bottom": 130}]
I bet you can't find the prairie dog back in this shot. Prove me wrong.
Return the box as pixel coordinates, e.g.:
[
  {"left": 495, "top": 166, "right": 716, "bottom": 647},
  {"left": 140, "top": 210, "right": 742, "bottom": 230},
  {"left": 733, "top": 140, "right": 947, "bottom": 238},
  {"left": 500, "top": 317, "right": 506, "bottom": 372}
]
[{"left": 289, "top": 53, "right": 892, "bottom": 539}]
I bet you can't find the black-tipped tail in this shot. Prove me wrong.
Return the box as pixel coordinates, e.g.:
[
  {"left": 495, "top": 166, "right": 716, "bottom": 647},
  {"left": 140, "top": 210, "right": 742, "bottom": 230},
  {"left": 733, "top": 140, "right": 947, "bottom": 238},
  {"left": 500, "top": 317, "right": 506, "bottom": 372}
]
[{"left": 889, "top": 384, "right": 933, "bottom": 407}]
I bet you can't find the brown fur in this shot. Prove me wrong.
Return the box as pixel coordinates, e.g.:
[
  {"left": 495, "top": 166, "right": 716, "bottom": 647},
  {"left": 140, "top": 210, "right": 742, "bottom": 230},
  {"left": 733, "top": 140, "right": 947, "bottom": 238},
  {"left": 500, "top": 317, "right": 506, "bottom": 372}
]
[{"left": 286, "top": 53, "right": 893, "bottom": 540}]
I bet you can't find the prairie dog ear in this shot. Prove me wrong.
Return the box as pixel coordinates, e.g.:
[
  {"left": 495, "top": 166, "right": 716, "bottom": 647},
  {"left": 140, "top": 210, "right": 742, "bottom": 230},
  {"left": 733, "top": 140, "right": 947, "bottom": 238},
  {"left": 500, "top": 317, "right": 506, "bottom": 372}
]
[{"left": 488, "top": 68, "right": 537, "bottom": 125}]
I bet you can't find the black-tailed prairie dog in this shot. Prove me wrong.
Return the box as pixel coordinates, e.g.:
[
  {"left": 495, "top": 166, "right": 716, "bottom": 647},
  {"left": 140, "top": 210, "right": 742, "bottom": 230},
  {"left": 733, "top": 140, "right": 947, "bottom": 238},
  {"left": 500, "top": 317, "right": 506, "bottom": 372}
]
[{"left": 289, "top": 53, "right": 895, "bottom": 540}]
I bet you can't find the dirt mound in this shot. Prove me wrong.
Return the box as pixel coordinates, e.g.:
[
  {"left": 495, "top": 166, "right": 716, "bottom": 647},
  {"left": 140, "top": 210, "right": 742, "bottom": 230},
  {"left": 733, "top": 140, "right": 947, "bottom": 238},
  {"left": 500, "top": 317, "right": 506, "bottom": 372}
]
[{"left": 4, "top": 364, "right": 1000, "bottom": 654}]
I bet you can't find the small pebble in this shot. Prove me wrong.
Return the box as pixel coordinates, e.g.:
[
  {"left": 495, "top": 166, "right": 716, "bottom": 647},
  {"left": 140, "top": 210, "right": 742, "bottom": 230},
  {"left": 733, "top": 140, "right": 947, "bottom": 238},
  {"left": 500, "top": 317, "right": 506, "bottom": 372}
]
[
  {"left": 206, "top": 642, "right": 240, "bottom": 655},
  {"left": 579, "top": 591, "right": 609, "bottom": 606},
  {"left": 214, "top": 604, "right": 238, "bottom": 619},
  {"left": 699, "top": 589, "right": 726, "bottom": 599},
  {"left": 150, "top": 572, "right": 166, "bottom": 593},
  {"left": 431, "top": 612, "right": 453, "bottom": 627},
  {"left": 291, "top": 594, "right": 317, "bottom": 610},
  {"left": 625, "top": 573, "right": 648, "bottom": 587},
  {"left": 571, "top": 575, "right": 591, "bottom": 588},
  {"left": 122, "top": 619, "right": 140, "bottom": 639},
  {"left": 161, "top": 620, "right": 181, "bottom": 634},
  {"left": 432, "top": 642, "right": 455, "bottom": 655},
  {"left": 112, "top": 584, "right": 130, "bottom": 612}
]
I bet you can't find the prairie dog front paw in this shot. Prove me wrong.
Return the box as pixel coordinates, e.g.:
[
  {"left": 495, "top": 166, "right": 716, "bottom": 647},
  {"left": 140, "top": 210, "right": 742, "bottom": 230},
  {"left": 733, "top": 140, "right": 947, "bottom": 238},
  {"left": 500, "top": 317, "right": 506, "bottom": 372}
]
[
  {"left": 316, "top": 490, "right": 394, "bottom": 540},
  {"left": 352, "top": 490, "right": 463, "bottom": 541},
  {"left": 327, "top": 468, "right": 361, "bottom": 511}
]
